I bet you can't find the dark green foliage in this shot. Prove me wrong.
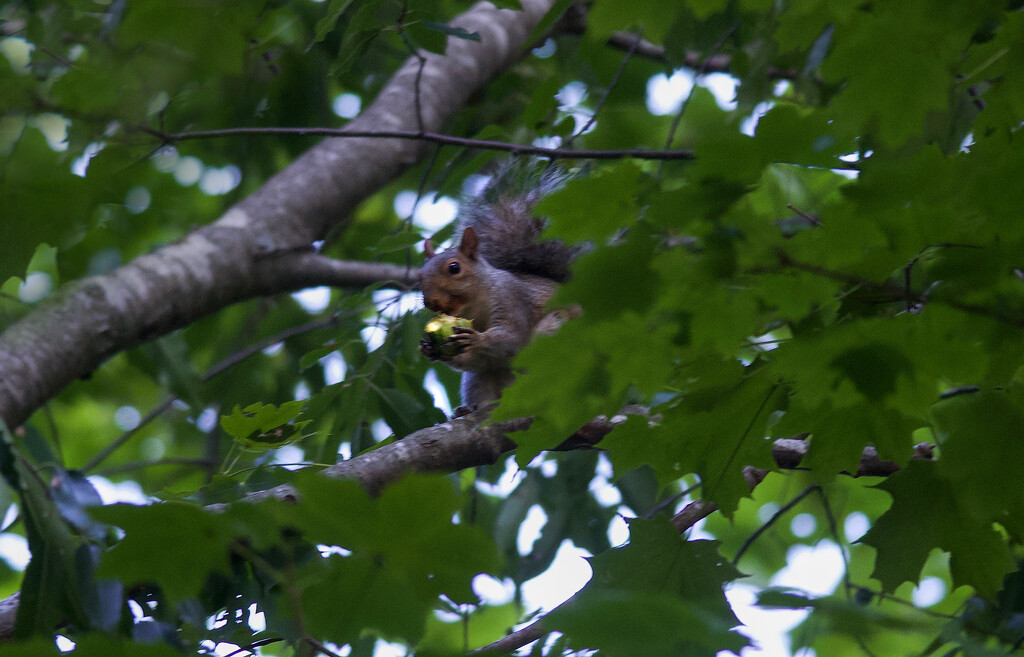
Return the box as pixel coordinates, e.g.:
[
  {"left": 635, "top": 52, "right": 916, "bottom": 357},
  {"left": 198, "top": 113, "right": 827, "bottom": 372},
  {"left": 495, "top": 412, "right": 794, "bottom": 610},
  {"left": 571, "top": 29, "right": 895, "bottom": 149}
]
[
  {"left": 3, "top": 0, "right": 1024, "bottom": 655},
  {"left": 546, "top": 518, "right": 747, "bottom": 656}
]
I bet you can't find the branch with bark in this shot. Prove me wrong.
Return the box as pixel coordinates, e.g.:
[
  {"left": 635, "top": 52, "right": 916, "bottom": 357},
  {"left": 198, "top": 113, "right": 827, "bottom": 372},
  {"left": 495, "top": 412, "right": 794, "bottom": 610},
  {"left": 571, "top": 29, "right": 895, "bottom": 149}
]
[
  {"left": 0, "top": 0, "right": 556, "bottom": 431},
  {"left": 0, "top": 0, "right": 561, "bottom": 638}
]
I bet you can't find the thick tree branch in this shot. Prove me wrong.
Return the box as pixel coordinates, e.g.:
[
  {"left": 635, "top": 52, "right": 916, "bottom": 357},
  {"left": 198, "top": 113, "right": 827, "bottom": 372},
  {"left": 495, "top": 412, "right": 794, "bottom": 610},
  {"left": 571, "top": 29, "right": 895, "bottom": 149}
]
[
  {"left": 257, "top": 252, "right": 418, "bottom": 293},
  {"left": 0, "top": 0, "right": 556, "bottom": 430},
  {"left": 218, "top": 410, "right": 623, "bottom": 509}
]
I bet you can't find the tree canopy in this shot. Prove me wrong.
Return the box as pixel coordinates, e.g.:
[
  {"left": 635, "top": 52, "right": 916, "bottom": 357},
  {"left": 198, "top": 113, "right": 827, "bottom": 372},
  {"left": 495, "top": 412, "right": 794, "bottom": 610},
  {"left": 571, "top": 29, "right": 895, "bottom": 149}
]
[{"left": 1, "top": 0, "right": 1023, "bottom": 655}]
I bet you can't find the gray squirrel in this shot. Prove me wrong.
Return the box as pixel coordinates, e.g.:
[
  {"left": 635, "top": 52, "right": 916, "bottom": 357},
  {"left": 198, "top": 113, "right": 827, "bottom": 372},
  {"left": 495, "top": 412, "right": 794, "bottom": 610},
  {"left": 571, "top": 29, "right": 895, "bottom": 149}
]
[{"left": 418, "top": 163, "right": 579, "bottom": 412}]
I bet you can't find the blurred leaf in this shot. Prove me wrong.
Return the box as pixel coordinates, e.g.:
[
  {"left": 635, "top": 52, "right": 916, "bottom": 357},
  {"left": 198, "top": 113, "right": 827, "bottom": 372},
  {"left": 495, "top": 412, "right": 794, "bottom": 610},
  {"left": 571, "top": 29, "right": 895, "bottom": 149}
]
[
  {"left": 314, "top": 0, "right": 358, "bottom": 44},
  {"left": 135, "top": 335, "right": 204, "bottom": 411},
  {"left": 263, "top": 471, "right": 502, "bottom": 602},
  {"left": 418, "top": 601, "right": 521, "bottom": 655},
  {"left": 92, "top": 502, "right": 236, "bottom": 603},
  {"left": 546, "top": 518, "right": 747, "bottom": 656}
]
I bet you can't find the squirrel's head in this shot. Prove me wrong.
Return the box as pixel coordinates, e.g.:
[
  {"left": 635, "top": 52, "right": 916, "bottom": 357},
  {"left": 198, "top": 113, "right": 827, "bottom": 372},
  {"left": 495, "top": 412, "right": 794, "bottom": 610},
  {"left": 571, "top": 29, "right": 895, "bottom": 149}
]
[{"left": 419, "top": 227, "right": 480, "bottom": 315}]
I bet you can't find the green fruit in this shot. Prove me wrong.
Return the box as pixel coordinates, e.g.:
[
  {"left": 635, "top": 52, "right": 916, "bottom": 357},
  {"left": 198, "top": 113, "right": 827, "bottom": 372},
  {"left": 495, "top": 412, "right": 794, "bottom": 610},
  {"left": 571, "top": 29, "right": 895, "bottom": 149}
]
[{"left": 424, "top": 314, "right": 473, "bottom": 360}]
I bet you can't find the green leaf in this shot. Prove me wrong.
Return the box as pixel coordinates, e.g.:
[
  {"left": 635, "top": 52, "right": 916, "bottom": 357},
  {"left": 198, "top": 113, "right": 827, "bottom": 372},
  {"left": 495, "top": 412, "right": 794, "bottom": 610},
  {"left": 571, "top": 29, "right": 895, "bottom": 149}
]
[
  {"left": 0, "top": 422, "right": 86, "bottom": 637},
  {"left": 418, "top": 601, "right": 522, "bottom": 655},
  {"left": 25, "top": 243, "right": 59, "bottom": 290},
  {"left": 118, "top": 1, "right": 260, "bottom": 75},
  {"left": 375, "top": 387, "right": 425, "bottom": 439},
  {"left": 298, "top": 344, "right": 337, "bottom": 371},
  {"left": 492, "top": 320, "right": 618, "bottom": 465},
  {"left": 220, "top": 400, "right": 308, "bottom": 450},
  {"left": 555, "top": 223, "right": 660, "bottom": 321},
  {"left": 586, "top": 0, "right": 683, "bottom": 42},
  {"left": 0, "top": 635, "right": 182, "bottom": 656},
  {"left": 861, "top": 461, "right": 1013, "bottom": 597},
  {"left": 820, "top": 1, "right": 987, "bottom": 147},
  {"left": 302, "top": 553, "right": 430, "bottom": 645},
  {"left": 262, "top": 472, "right": 501, "bottom": 603},
  {"left": 92, "top": 502, "right": 236, "bottom": 603},
  {"left": 549, "top": 589, "right": 741, "bottom": 657},
  {"left": 546, "top": 518, "right": 746, "bottom": 656},
  {"left": 603, "top": 368, "right": 780, "bottom": 516},
  {"left": 930, "top": 390, "right": 1024, "bottom": 541},
  {"left": 0, "top": 129, "right": 94, "bottom": 283},
  {"left": 537, "top": 162, "right": 643, "bottom": 242},
  {"left": 314, "top": 0, "right": 358, "bottom": 44}
]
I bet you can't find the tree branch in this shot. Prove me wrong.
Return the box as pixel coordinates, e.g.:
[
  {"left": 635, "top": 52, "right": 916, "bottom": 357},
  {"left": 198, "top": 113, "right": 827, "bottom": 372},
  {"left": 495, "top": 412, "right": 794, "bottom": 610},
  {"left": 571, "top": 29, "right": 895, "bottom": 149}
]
[
  {"left": 554, "top": 2, "right": 799, "bottom": 79},
  {"left": 0, "top": 0, "right": 556, "bottom": 430},
  {"left": 138, "top": 126, "right": 695, "bottom": 162},
  {"left": 605, "top": 32, "right": 799, "bottom": 80}
]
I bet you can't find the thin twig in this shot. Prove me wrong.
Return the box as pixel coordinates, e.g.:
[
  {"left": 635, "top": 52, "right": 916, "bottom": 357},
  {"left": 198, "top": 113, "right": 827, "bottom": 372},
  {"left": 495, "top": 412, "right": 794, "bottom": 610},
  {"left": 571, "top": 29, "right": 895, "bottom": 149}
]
[
  {"left": 642, "top": 481, "right": 702, "bottom": 519},
  {"left": 222, "top": 636, "right": 284, "bottom": 657},
  {"left": 566, "top": 29, "right": 642, "bottom": 145},
  {"left": 81, "top": 314, "right": 342, "bottom": 472},
  {"left": 302, "top": 636, "right": 347, "bottom": 657},
  {"left": 94, "top": 456, "right": 218, "bottom": 477},
  {"left": 660, "top": 19, "right": 740, "bottom": 178},
  {"left": 732, "top": 484, "right": 818, "bottom": 566},
  {"left": 813, "top": 486, "right": 852, "bottom": 595},
  {"left": 137, "top": 126, "right": 695, "bottom": 161},
  {"left": 759, "top": 251, "right": 1024, "bottom": 329},
  {"left": 785, "top": 203, "right": 822, "bottom": 226},
  {"left": 396, "top": 5, "right": 427, "bottom": 135},
  {"left": 471, "top": 618, "right": 545, "bottom": 655},
  {"left": 605, "top": 32, "right": 799, "bottom": 80},
  {"left": 704, "top": 381, "right": 778, "bottom": 504}
]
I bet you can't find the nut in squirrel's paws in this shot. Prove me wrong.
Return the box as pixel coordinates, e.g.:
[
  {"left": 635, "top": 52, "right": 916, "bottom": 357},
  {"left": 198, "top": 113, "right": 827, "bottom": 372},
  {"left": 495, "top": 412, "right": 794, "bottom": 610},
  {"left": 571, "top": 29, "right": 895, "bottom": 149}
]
[{"left": 422, "top": 314, "right": 473, "bottom": 361}]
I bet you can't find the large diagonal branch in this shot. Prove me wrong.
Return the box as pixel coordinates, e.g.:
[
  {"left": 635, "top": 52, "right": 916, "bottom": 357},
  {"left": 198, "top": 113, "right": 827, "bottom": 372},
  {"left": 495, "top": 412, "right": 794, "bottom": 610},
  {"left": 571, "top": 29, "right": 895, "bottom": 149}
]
[{"left": 0, "top": 0, "right": 556, "bottom": 431}]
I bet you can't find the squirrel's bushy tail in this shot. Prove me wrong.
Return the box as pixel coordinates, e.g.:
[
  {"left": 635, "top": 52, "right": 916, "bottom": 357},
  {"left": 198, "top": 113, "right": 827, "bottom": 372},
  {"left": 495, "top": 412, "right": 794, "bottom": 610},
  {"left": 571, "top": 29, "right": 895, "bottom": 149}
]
[{"left": 456, "top": 160, "right": 578, "bottom": 283}]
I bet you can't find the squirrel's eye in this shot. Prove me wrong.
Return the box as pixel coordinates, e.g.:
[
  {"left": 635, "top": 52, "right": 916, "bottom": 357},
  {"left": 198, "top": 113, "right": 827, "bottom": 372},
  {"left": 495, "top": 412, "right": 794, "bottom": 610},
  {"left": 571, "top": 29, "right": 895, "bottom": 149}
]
[{"left": 447, "top": 261, "right": 461, "bottom": 275}]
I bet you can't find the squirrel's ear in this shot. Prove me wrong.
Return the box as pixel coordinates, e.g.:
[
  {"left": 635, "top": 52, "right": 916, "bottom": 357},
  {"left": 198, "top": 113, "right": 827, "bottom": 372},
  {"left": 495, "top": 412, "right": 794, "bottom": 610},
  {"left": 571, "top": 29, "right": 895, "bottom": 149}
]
[
  {"left": 424, "top": 239, "right": 436, "bottom": 259},
  {"left": 460, "top": 227, "right": 479, "bottom": 259}
]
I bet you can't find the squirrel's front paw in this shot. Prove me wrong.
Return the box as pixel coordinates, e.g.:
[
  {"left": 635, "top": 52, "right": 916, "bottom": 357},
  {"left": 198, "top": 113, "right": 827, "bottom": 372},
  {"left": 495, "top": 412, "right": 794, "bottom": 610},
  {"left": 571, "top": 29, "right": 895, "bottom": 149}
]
[
  {"left": 448, "top": 327, "right": 480, "bottom": 365},
  {"left": 450, "top": 326, "right": 479, "bottom": 346}
]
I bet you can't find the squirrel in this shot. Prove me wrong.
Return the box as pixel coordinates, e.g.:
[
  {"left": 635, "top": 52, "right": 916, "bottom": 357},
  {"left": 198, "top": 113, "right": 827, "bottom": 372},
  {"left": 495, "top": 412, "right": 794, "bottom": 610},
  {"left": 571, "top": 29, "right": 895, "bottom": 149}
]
[{"left": 418, "top": 163, "right": 578, "bottom": 413}]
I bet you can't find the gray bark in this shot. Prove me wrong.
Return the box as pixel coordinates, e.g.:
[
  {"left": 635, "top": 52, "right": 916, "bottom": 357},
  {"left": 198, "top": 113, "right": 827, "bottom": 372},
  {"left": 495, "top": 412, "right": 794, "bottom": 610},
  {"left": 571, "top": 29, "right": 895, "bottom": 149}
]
[
  {"left": 0, "top": 0, "right": 555, "bottom": 431},
  {"left": 0, "top": 0, "right": 556, "bottom": 639}
]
